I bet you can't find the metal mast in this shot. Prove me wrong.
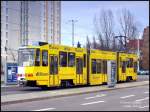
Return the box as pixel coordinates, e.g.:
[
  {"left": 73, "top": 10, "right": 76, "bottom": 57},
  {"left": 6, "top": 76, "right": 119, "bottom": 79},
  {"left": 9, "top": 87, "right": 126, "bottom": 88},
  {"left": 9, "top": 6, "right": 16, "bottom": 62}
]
[
  {"left": 44, "top": 1, "right": 48, "bottom": 42},
  {"left": 68, "top": 19, "right": 78, "bottom": 47}
]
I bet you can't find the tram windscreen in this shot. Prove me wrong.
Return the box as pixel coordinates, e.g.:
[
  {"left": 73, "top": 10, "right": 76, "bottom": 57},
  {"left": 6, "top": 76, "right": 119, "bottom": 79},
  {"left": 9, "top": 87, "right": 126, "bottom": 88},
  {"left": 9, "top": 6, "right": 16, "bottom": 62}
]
[{"left": 18, "top": 48, "right": 35, "bottom": 66}]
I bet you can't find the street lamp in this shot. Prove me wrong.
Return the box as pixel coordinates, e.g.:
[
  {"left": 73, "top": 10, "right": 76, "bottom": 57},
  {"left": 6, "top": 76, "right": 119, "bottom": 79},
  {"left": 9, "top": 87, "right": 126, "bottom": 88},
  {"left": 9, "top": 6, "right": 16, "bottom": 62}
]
[
  {"left": 68, "top": 19, "right": 78, "bottom": 47},
  {"left": 137, "top": 35, "right": 140, "bottom": 72}
]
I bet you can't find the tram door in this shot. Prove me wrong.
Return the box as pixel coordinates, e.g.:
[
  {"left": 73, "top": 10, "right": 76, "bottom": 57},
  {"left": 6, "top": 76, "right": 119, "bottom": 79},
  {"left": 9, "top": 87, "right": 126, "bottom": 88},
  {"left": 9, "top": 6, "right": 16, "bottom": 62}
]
[
  {"left": 49, "top": 55, "right": 59, "bottom": 86},
  {"left": 120, "top": 60, "right": 126, "bottom": 81},
  {"left": 76, "top": 58, "right": 83, "bottom": 84}
]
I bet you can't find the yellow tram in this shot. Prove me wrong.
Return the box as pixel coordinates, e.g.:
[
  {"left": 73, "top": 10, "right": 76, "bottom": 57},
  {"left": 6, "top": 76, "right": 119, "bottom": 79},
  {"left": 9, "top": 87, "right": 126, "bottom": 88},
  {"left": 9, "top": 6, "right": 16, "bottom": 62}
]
[{"left": 17, "top": 42, "right": 138, "bottom": 88}]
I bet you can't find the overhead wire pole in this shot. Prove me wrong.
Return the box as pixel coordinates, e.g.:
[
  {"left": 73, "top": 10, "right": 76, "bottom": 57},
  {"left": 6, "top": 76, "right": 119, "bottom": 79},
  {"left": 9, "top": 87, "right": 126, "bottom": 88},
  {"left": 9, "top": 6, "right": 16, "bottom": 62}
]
[
  {"left": 137, "top": 35, "right": 140, "bottom": 71},
  {"left": 44, "top": 1, "right": 48, "bottom": 42},
  {"left": 68, "top": 19, "right": 78, "bottom": 47}
]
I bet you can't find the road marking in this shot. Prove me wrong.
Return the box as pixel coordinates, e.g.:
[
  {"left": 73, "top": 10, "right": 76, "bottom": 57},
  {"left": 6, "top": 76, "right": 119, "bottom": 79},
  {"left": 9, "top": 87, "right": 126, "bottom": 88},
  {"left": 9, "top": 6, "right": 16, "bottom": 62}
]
[
  {"left": 81, "top": 100, "right": 104, "bottom": 105},
  {"left": 85, "top": 94, "right": 106, "bottom": 99},
  {"left": 135, "top": 97, "right": 149, "bottom": 102},
  {"left": 33, "top": 108, "right": 56, "bottom": 111},
  {"left": 144, "top": 91, "right": 149, "bottom": 94},
  {"left": 139, "top": 105, "right": 149, "bottom": 108},
  {"left": 120, "top": 95, "right": 135, "bottom": 99}
]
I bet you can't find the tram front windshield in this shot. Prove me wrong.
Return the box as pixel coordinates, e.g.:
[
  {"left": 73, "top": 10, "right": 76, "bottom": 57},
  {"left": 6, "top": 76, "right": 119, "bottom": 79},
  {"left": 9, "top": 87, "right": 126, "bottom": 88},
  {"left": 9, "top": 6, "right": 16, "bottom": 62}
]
[{"left": 18, "top": 48, "right": 35, "bottom": 66}]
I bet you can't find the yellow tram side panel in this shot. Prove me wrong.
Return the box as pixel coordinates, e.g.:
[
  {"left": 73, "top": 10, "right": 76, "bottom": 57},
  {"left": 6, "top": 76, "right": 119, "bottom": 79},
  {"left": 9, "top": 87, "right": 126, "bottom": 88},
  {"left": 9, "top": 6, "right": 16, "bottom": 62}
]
[
  {"left": 126, "top": 53, "right": 138, "bottom": 81},
  {"left": 37, "top": 44, "right": 87, "bottom": 87},
  {"left": 56, "top": 45, "right": 87, "bottom": 86},
  {"left": 118, "top": 53, "right": 138, "bottom": 82},
  {"left": 34, "top": 45, "right": 50, "bottom": 86},
  {"left": 90, "top": 49, "right": 117, "bottom": 85}
]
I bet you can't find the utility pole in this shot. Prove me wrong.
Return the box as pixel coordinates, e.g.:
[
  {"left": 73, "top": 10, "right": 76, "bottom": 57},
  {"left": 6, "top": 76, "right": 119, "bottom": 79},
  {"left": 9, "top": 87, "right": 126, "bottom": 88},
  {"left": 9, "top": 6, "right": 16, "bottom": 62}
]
[
  {"left": 44, "top": 1, "right": 48, "bottom": 42},
  {"left": 137, "top": 36, "right": 140, "bottom": 71},
  {"left": 68, "top": 19, "right": 78, "bottom": 47}
]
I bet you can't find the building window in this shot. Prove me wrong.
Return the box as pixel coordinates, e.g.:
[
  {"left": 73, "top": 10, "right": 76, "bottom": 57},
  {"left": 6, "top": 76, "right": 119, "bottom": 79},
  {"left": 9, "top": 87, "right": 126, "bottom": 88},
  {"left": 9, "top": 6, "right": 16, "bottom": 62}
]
[
  {"left": 6, "top": 40, "right": 8, "bottom": 45},
  {"left": 59, "top": 51, "right": 67, "bottom": 67},
  {"left": 6, "top": 1, "right": 8, "bottom": 5},
  {"left": 6, "top": 16, "right": 8, "bottom": 22},
  {"left": 6, "top": 8, "right": 8, "bottom": 14},
  {"left": 6, "top": 24, "right": 8, "bottom": 30},
  {"left": 6, "top": 32, "right": 8, "bottom": 38}
]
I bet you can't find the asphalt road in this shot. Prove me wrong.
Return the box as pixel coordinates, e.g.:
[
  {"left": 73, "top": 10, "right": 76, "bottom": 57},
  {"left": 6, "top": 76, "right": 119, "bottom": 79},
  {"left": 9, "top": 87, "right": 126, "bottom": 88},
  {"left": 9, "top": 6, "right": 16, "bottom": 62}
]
[
  {"left": 2, "top": 85, "right": 149, "bottom": 111},
  {"left": 1, "top": 75, "right": 149, "bottom": 96}
]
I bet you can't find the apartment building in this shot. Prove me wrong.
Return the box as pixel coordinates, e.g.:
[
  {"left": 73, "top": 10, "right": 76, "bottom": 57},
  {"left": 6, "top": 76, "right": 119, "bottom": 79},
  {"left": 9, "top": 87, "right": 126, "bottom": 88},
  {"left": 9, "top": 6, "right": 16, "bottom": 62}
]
[{"left": 1, "top": 1, "right": 61, "bottom": 83}]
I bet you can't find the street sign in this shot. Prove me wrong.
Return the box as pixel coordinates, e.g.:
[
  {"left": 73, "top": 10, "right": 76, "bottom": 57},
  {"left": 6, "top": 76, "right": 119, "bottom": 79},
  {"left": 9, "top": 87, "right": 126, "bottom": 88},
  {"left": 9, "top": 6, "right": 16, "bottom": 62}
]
[{"left": 6, "top": 63, "right": 18, "bottom": 84}]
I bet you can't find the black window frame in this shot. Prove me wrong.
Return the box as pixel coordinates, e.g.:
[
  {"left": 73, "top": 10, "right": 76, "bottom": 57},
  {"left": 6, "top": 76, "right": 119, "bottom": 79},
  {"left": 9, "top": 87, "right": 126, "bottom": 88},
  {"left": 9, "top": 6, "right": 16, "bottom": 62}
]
[
  {"left": 35, "top": 49, "right": 40, "bottom": 66},
  {"left": 83, "top": 54, "right": 86, "bottom": 67},
  {"left": 91, "top": 59, "right": 96, "bottom": 74}
]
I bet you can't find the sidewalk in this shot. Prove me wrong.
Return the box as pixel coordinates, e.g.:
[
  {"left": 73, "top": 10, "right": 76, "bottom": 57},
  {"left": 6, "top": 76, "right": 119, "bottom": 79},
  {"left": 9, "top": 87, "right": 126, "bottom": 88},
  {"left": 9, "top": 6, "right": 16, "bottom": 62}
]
[
  {"left": 1, "top": 84, "right": 18, "bottom": 88},
  {"left": 1, "top": 81, "right": 149, "bottom": 105}
]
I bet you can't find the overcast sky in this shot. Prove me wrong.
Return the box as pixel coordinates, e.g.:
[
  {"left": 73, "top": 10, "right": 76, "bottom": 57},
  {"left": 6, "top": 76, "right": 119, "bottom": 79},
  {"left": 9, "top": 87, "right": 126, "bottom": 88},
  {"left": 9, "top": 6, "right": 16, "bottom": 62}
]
[{"left": 61, "top": 1, "right": 149, "bottom": 47}]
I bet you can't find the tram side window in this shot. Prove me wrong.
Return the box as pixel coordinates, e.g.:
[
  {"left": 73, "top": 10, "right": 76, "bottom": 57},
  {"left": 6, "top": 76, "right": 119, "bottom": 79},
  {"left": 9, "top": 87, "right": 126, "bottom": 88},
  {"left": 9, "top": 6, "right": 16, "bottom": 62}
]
[
  {"left": 76, "top": 58, "right": 83, "bottom": 74},
  {"left": 134, "top": 62, "right": 137, "bottom": 72},
  {"left": 122, "top": 61, "right": 126, "bottom": 73},
  {"left": 127, "top": 59, "right": 130, "bottom": 68},
  {"left": 97, "top": 59, "right": 101, "bottom": 73},
  {"left": 42, "top": 50, "right": 48, "bottom": 66},
  {"left": 35, "top": 49, "right": 40, "bottom": 66},
  {"left": 103, "top": 60, "right": 107, "bottom": 74},
  {"left": 119, "top": 57, "right": 122, "bottom": 67},
  {"left": 68, "top": 52, "right": 75, "bottom": 67},
  {"left": 59, "top": 51, "right": 67, "bottom": 67},
  {"left": 129, "top": 58, "right": 133, "bottom": 67},
  {"left": 83, "top": 54, "right": 86, "bottom": 67},
  {"left": 92, "top": 59, "right": 96, "bottom": 74}
]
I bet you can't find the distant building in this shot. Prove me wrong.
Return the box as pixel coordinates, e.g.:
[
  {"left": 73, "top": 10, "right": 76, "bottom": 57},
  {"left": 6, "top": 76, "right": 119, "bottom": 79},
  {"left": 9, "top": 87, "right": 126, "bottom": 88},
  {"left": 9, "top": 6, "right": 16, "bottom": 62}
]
[
  {"left": 127, "top": 39, "right": 144, "bottom": 70},
  {"left": 141, "top": 26, "right": 149, "bottom": 70},
  {"left": 1, "top": 1, "right": 61, "bottom": 83},
  {"left": 127, "top": 39, "right": 144, "bottom": 52}
]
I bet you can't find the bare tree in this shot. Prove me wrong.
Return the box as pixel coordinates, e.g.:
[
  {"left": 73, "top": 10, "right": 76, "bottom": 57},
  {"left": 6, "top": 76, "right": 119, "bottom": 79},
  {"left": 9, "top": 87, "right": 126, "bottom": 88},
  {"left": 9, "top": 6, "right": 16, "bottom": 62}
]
[
  {"left": 118, "top": 8, "right": 140, "bottom": 39},
  {"left": 97, "top": 33, "right": 104, "bottom": 50},
  {"left": 92, "top": 36, "right": 98, "bottom": 49},
  {"left": 93, "top": 9, "right": 115, "bottom": 50}
]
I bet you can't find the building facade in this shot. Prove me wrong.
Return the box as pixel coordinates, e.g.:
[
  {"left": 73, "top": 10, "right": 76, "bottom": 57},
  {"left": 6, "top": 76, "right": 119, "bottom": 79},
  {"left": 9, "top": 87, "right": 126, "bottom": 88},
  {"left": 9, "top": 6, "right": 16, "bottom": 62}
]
[
  {"left": 1, "top": 1, "right": 61, "bottom": 83},
  {"left": 141, "top": 26, "right": 149, "bottom": 70}
]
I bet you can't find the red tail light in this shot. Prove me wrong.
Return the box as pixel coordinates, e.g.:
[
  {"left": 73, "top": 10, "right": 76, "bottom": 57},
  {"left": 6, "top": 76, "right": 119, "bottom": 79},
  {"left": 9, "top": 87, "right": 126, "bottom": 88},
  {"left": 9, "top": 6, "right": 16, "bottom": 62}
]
[
  {"left": 28, "top": 74, "right": 33, "bottom": 77},
  {"left": 17, "top": 74, "right": 22, "bottom": 77}
]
